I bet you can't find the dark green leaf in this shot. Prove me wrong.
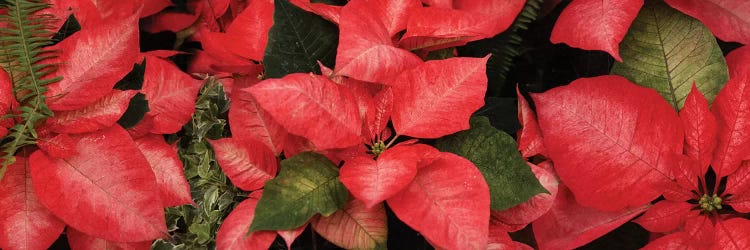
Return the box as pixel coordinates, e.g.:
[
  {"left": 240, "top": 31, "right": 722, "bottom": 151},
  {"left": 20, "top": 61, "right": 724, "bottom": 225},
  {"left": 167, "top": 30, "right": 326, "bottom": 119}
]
[
  {"left": 117, "top": 93, "right": 149, "bottom": 128},
  {"left": 436, "top": 116, "right": 546, "bottom": 210},
  {"left": 263, "top": 0, "right": 339, "bottom": 78},
  {"left": 611, "top": 0, "right": 728, "bottom": 110},
  {"left": 114, "top": 59, "right": 146, "bottom": 90},
  {"left": 474, "top": 97, "right": 519, "bottom": 135},
  {"left": 250, "top": 152, "right": 349, "bottom": 231}
]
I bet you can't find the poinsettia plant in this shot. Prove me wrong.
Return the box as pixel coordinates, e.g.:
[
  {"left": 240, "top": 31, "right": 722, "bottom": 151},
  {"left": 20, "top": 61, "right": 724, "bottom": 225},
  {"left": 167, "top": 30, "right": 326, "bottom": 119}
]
[{"left": 2, "top": 0, "right": 750, "bottom": 248}]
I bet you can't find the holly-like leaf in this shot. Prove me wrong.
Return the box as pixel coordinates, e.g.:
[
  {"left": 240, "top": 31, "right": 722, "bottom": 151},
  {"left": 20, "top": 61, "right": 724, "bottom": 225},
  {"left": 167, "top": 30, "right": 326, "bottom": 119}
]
[
  {"left": 0, "top": 155, "right": 65, "bottom": 250},
  {"left": 141, "top": 56, "right": 203, "bottom": 134},
  {"left": 712, "top": 46, "right": 750, "bottom": 177},
  {"left": 550, "top": 0, "right": 643, "bottom": 61},
  {"left": 29, "top": 126, "right": 167, "bottom": 242},
  {"left": 436, "top": 116, "right": 547, "bottom": 210},
  {"left": 391, "top": 56, "right": 489, "bottom": 138},
  {"left": 134, "top": 135, "right": 193, "bottom": 207},
  {"left": 66, "top": 227, "right": 151, "bottom": 250},
  {"left": 533, "top": 75, "right": 683, "bottom": 211},
  {"left": 334, "top": 0, "right": 422, "bottom": 83},
  {"left": 249, "top": 73, "right": 361, "bottom": 150},
  {"left": 611, "top": 0, "right": 729, "bottom": 109},
  {"left": 44, "top": 90, "right": 137, "bottom": 134},
  {"left": 216, "top": 192, "right": 277, "bottom": 250},
  {"left": 312, "top": 199, "right": 388, "bottom": 249},
  {"left": 665, "top": 0, "right": 750, "bottom": 45},
  {"left": 229, "top": 84, "right": 287, "bottom": 155},
  {"left": 45, "top": 14, "right": 139, "bottom": 111},
  {"left": 264, "top": 0, "right": 339, "bottom": 78},
  {"left": 679, "top": 85, "right": 717, "bottom": 175},
  {"left": 210, "top": 138, "right": 278, "bottom": 191},
  {"left": 387, "top": 152, "right": 490, "bottom": 250},
  {"left": 713, "top": 218, "right": 750, "bottom": 249},
  {"left": 250, "top": 152, "right": 349, "bottom": 231},
  {"left": 339, "top": 145, "right": 419, "bottom": 209},
  {"left": 490, "top": 162, "right": 559, "bottom": 232},
  {"left": 532, "top": 185, "right": 649, "bottom": 250}
]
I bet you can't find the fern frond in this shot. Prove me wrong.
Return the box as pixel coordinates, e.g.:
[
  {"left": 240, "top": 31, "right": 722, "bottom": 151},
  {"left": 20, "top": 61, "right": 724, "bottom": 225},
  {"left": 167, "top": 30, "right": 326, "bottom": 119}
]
[
  {"left": 0, "top": 0, "right": 60, "bottom": 173},
  {"left": 460, "top": 0, "right": 543, "bottom": 96}
]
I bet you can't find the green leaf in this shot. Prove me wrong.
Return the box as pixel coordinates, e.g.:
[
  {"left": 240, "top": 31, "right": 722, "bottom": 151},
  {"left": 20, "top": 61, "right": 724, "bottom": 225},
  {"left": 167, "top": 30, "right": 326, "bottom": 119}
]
[
  {"left": 114, "top": 59, "right": 146, "bottom": 90},
  {"left": 263, "top": 0, "right": 339, "bottom": 78},
  {"left": 250, "top": 152, "right": 348, "bottom": 231},
  {"left": 611, "top": 0, "right": 728, "bottom": 110},
  {"left": 117, "top": 93, "right": 149, "bottom": 129},
  {"left": 436, "top": 116, "right": 547, "bottom": 210}
]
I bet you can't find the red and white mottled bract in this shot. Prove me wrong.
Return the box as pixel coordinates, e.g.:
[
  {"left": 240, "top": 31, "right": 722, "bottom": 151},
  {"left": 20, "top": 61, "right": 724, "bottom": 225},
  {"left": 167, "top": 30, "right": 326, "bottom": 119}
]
[
  {"left": 665, "top": 0, "right": 750, "bottom": 45},
  {"left": 67, "top": 228, "right": 151, "bottom": 250},
  {"left": 141, "top": 56, "right": 203, "bottom": 134},
  {"left": 533, "top": 75, "right": 683, "bottom": 211},
  {"left": 134, "top": 135, "right": 194, "bottom": 207},
  {"left": 516, "top": 86, "right": 546, "bottom": 158},
  {"left": 711, "top": 46, "right": 750, "bottom": 177},
  {"left": 680, "top": 85, "right": 718, "bottom": 175},
  {"left": 532, "top": 185, "right": 649, "bottom": 250},
  {"left": 312, "top": 199, "right": 388, "bottom": 249},
  {"left": 216, "top": 191, "right": 277, "bottom": 250},
  {"left": 45, "top": 14, "right": 139, "bottom": 111},
  {"left": 249, "top": 73, "right": 362, "bottom": 150},
  {"left": 550, "top": 0, "right": 644, "bottom": 61},
  {"left": 222, "top": 0, "right": 274, "bottom": 62},
  {"left": 390, "top": 56, "right": 488, "bottom": 138},
  {"left": 340, "top": 145, "right": 420, "bottom": 209},
  {"left": 230, "top": 81, "right": 287, "bottom": 156},
  {"left": 44, "top": 90, "right": 137, "bottom": 134},
  {"left": 387, "top": 152, "right": 490, "bottom": 250},
  {"left": 29, "top": 126, "right": 167, "bottom": 242},
  {"left": 278, "top": 224, "right": 307, "bottom": 249},
  {"left": 491, "top": 163, "right": 558, "bottom": 232},
  {"left": 210, "top": 138, "right": 278, "bottom": 191},
  {"left": 0, "top": 156, "right": 65, "bottom": 250}
]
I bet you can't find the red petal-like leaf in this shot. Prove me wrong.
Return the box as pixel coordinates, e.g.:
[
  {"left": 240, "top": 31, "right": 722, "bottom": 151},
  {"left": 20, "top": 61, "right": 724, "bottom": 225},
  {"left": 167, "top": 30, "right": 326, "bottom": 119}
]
[
  {"left": 340, "top": 145, "right": 419, "bottom": 209},
  {"left": 134, "top": 135, "right": 194, "bottom": 207},
  {"left": 230, "top": 81, "right": 287, "bottom": 155},
  {"left": 391, "top": 56, "right": 488, "bottom": 138},
  {"left": 312, "top": 199, "right": 388, "bottom": 249},
  {"left": 491, "top": 163, "right": 559, "bottom": 232},
  {"left": 67, "top": 228, "right": 151, "bottom": 250},
  {"left": 46, "top": 15, "right": 139, "bottom": 111},
  {"left": 421, "top": 0, "right": 452, "bottom": 8},
  {"left": 278, "top": 224, "right": 307, "bottom": 249},
  {"left": 142, "top": 11, "right": 200, "bottom": 33},
  {"left": 680, "top": 84, "right": 717, "bottom": 174},
  {"left": 714, "top": 218, "right": 750, "bottom": 249},
  {"left": 37, "top": 134, "right": 78, "bottom": 159},
  {"left": 487, "top": 226, "right": 533, "bottom": 250},
  {"left": 634, "top": 200, "right": 695, "bottom": 233},
  {"left": 454, "top": 0, "right": 525, "bottom": 34},
  {"left": 516, "top": 86, "right": 546, "bottom": 158},
  {"left": 399, "top": 8, "right": 497, "bottom": 51},
  {"left": 222, "top": 0, "right": 273, "bottom": 61},
  {"left": 334, "top": 0, "right": 423, "bottom": 83},
  {"left": 665, "top": 0, "right": 750, "bottom": 45},
  {"left": 0, "top": 56, "right": 12, "bottom": 114},
  {"left": 44, "top": 90, "right": 137, "bottom": 134},
  {"left": 387, "top": 152, "right": 490, "bottom": 250},
  {"left": 141, "top": 56, "right": 203, "bottom": 134},
  {"left": 141, "top": 0, "right": 172, "bottom": 17},
  {"left": 712, "top": 46, "right": 750, "bottom": 177},
  {"left": 249, "top": 73, "right": 362, "bottom": 150},
  {"left": 89, "top": 0, "right": 142, "bottom": 19},
  {"left": 29, "top": 126, "right": 167, "bottom": 242},
  {"left": 550, "top": 0, "right": 644, "bottom": 61},
  {"left": 365, "top": 87, "right": 393, "bottom": 141},
  {"left": 290, "top": 0, "right": 341, "bottom": 24},
  {"left": 210, "top": 138, "right": 278, "bottom": 191},
  {"left": 216, "top": 192, "right": 276, "bottom": 250},
  {"left": 44, "top": 0, "right": 102, "bottom": 30},
  {"left": 532, "top": 185, "right": 649, "bottom": 250},
  {"left": 726, "top": 161, "right": 750, "bottom": 212},
  {"left": 0, "top": 155, "right": 65, "bottom": 250},
  {"left": 533, "top": 75, "right": 683, "bottom": 211}
]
